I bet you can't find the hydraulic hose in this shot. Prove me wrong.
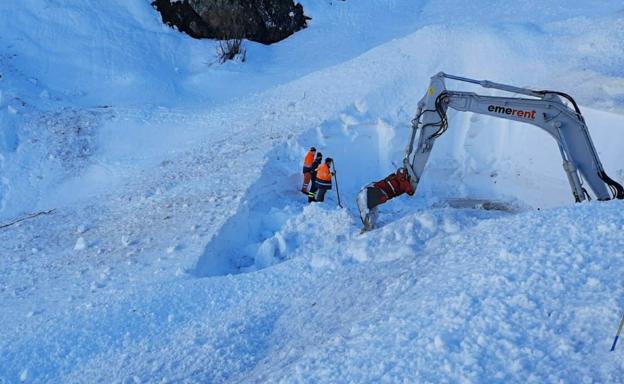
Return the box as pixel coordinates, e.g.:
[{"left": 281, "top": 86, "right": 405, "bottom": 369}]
[{"left": 599, "top": 171, "right": 624, "bottom": 200}]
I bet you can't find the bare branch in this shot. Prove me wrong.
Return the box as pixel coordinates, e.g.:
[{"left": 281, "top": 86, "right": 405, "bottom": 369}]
[{"left": 0, "top": 209, "right": 57, "bottom": 230}]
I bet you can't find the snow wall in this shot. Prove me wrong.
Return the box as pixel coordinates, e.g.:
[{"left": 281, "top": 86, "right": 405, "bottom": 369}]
[{"left": 1, "top": 1, "right": 623, "bottom": 278}]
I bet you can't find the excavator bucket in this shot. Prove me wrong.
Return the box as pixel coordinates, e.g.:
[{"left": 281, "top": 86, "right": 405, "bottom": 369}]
[{"left": 356, "top": 184, "right": 380, "bottom": 231}]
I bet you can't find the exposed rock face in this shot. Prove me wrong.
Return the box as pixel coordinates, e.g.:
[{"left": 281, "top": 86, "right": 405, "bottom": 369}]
[{"left": 152, "top": 0, "right": 308, "bottom": 45}]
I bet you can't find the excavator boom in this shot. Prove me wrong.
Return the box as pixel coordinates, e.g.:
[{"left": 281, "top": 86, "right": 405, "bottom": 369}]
[
  {"left": 404, "top": 72, "right": 624, "bottom": 203},
  {"left": 357, "top": 72, "right": 624, "bottom": 231}
]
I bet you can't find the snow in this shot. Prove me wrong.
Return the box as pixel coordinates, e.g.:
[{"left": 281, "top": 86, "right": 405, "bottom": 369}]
[
  {"left": 1, "top": 0, "right": 624, "bottom": 382},
  {"left": 73, "top": 237, "right": 87, "bottom": 251}
]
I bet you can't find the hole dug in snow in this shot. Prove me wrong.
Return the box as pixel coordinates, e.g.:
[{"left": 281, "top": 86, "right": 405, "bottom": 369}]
[
  {"left": 194, "top": 105, "right": 411, "bottom": 277},
  {"left": 193, "top": 99, "right": 552, "bottom": 277}
]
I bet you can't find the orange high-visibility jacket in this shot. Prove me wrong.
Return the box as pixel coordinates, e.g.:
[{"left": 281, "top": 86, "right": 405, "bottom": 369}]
[
  {"left": 316, "top": 163, "right": 332, "bottom": 182},
  {"left": 303, "top": 150, "right": 315, "bottom": 171}
]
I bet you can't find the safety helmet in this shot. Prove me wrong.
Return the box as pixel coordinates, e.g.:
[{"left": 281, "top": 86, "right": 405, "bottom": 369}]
[{"left": 310, "top": 147, "right": 316, "bottom": 152}]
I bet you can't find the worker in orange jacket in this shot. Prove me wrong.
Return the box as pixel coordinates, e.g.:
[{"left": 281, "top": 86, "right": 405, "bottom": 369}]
[
  {"left": 308, "top": 151, "right": 323, "bottom": 187},
  {"left": 301, "top": 147, "right": 317, "bottom": 193},
  {"left": 309, "top": 157, "right": 334, "bottom": 203},
  {"left": 307, "top": 152, "right": 323, "bottom": 201}
]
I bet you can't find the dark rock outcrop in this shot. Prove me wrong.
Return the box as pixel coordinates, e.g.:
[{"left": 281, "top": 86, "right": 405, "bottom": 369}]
[{"left": 152, "top": 0, "right": 309, "bottom": 45}]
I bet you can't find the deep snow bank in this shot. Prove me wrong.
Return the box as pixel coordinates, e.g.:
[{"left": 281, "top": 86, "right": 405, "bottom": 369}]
[
  {"left": 0, "top": 0, "right": 211, "bottom": 105},
  {"left": 1, "top": 0, "right": 624, "bottom": 382},
  {"left": 194, "top": 90, "right": 624, "bottom": 276},
  {"left": 245, "top": 200, "right": 624, "bottom": 383},
  {"left": 2, "top": 0, "right": 624, "bottom": 218},
  {"left": 4, "top": 200, "right": 623, "bottom": 383}
]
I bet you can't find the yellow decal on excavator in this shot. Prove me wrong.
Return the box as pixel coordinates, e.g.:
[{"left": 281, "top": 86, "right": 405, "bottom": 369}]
[{"left": 427, "top": 87, "right": 435, "bottom": 96}]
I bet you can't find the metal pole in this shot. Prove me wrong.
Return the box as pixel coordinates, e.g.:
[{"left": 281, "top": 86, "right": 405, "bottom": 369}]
[
  {"left": 610, "top": 313, "right": 624, "bottom": 351},
  {"left": 331, "top": 162, "right": 343, "bottom": 208}
]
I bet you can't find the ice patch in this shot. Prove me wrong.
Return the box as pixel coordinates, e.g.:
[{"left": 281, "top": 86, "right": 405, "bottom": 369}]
[
  {"left": 73, "top": 237, "right": 87, "bottom": 251},
  {"left": 255, "top": 233, "right": 288, "bottom": 269}
]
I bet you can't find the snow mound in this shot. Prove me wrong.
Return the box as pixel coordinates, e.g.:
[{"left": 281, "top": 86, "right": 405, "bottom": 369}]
[{"left": 2, "top": 0, "right": 624, "bottom": 382}]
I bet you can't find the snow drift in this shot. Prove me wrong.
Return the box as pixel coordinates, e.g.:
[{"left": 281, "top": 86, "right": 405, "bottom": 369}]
[{"left": 1, "top": 0, "right": 624, "bottom": 383}]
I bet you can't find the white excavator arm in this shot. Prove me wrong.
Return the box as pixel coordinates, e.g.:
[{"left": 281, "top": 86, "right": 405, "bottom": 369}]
[{"left": 404, "top": 72, "right": 624, "bottom": 202}]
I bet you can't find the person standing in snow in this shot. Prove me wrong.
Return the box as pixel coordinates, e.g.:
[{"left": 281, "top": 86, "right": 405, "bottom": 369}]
[
  {"left": 309, "top": 157, "right": 334, "bottom": 203},
  {"left": 306, "top": 151, "right": 323, "bottom": 199},
  {"left": 357, "top": 168, "right": 415, "bottom": 230},
  {"left": 301, "top": 147, "right": 317, "bottom": 194}
]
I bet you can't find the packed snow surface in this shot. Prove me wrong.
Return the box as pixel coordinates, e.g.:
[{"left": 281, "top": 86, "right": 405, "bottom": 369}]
[{"left": 1, "top": 0, "right": 624, "bottom": 382}]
